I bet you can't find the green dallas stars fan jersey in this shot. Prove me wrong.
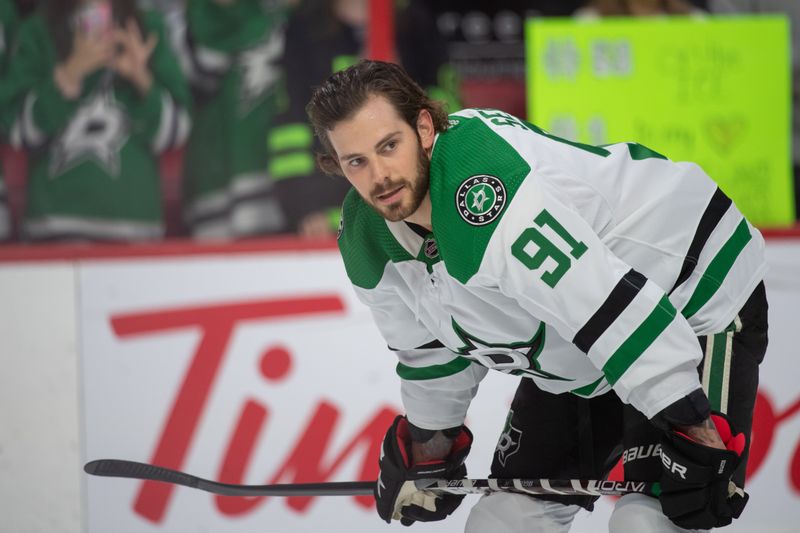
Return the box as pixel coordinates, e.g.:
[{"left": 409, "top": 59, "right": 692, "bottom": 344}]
[
  {"left": 2, "top": 11, "right": 190, "bottom": 241},
  {"left": 0, "top": 0, "right": 18, "bottom": 240},
  {"left": 337, "top": 108, "right": 766, "bottom": 431},
  {"left": 180, "top": 0, "right": 287, "bottom": 236}
]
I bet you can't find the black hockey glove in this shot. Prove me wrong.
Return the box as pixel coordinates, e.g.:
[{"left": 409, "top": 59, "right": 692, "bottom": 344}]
[
  {"left": 659, "top": 412, "right": 749, "bottom": 530},
  {"left": 375, "top": 415, "right": 472, "bottom": 526}
]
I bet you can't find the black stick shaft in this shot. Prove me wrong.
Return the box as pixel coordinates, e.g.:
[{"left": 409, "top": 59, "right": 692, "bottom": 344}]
[
  {"left": 85, "top": 460, "right": 373, "bottom": 496},
  {"left": 84, "top": 459, "right": 659, "bottom": 498}
]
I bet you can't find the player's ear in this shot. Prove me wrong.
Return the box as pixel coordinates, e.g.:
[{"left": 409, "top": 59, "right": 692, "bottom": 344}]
[{"left": 416, "top": 109, "right": 435, "bottom": 152}]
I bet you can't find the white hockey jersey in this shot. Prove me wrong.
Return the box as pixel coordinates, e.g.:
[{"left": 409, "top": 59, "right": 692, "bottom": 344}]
[{"left": 337, "top": 108, "right": 767, "bottom": 431}]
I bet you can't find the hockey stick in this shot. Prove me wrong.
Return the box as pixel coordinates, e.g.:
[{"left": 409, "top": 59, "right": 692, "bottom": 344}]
[{"left": 84, "top": 459, "right": 659, "bottom": 497}]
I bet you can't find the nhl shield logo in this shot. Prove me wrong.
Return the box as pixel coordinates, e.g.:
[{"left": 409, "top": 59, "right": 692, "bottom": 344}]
[
  {"left": 456, "top": 175, "right": 507, "bottom": 226},
  {"left": 495, "top": 411, "right": 523, "bottom": 467},
  {"left": 423, "top": 237, "right": 439, "bottom": 259}
]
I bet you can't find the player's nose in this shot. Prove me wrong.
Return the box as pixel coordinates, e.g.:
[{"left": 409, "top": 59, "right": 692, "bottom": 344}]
[{"left": 370, "top": 158, "right": 390, "bottom": 183}]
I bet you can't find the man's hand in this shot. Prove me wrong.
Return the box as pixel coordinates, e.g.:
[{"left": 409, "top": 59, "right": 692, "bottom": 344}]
[
  {"left": 659, "top": 412, "right": 749, "bottom": 529},
  {"left": 375, "top": 415, "right": 472, "bottom": 526}
]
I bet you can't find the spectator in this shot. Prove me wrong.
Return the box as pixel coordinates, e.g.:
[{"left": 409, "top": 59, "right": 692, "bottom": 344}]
[
  {"left": 178, "top": 0, "right": 287, "bottom": 239},
  {"left": 1, "top": 0, "right": 190, "bottom": 242},
  {"left": 574, "top": 0, "right": 704, "bottom": 17},
  {"left": 0, "top": 0, "right": 18, "bottom": 241},
  {"left": 268, "top": 0, "right": 460, "bottom": 238}
]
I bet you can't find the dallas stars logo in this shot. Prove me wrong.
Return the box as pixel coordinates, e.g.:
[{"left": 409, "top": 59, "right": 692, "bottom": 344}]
[
  {"left": 451, "top": 318, "right": 570, "bottom": 381},
  {"left": 470, "top": 183, "right": 493, "bottom": 212},
  {"left": 49, "top": 89, "right": 129, "bottom": 178},
  {"left": 455, "top": 175, "right": 506, "bottom": 226},
  {"left": 495, "top": 410, "right": 522, "bottom": 467}
]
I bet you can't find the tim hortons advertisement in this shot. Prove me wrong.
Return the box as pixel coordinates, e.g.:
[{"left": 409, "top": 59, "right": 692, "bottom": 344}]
[{"left": 79, "top": 243, "right": 800, "bottom": 533}]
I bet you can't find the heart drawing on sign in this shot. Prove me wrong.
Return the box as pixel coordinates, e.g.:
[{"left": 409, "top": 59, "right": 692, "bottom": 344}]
[{"left": 704, "top": 116, "right": 747, "bottom": 155}]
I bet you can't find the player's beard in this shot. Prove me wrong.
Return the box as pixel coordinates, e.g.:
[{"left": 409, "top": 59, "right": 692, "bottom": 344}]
[{"left": 368, "top": 139, "right": 430, "bottom": 222}]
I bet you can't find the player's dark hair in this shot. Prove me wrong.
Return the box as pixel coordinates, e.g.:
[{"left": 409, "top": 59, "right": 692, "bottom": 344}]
[{"left": 306, "top": 60, "right": 450, "bottom": 176}]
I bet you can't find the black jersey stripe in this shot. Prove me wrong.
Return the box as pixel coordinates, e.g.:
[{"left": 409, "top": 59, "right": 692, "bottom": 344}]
[
  {"left": 388, "top": 339, "right": 446, "bottom": 351},
  {"left": 670, "top": 187, "right": 732, "bottom": 294},
  {"left": 405, "top": 221, "right": 431, "bottom": 239},
  {"left": 573, "top": 269, "right": 648, "bottom": 353}
]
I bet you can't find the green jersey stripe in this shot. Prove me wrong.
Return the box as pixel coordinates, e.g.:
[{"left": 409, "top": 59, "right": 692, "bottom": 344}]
[
  {"left": 682, "top": 219, "right": 752, "bottom": 319},
  {"left": 603, "top": 296, "right": 678, "bottom": 385},
  {"left": 396, "top": 357, "right": 473, "bottom": 381},
  {"left": 626, "top": 142, "right": 668, "bottom": 161},
  {"left": 703, "top": 330, "right": 733, "bottom": 413},
  {"left": 570, "top": 376, "right": 606, "bottom": 397}
]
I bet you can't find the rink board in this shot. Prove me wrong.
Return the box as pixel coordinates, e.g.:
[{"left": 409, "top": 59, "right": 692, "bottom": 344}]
[{"left": 1, "top": 235, "right": 798, "bottom": 533}]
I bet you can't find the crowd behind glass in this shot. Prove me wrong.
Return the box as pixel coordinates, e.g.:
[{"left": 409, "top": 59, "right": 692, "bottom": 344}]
[{"left": 0, "top": 0, "right": 796, "bottom": 243}]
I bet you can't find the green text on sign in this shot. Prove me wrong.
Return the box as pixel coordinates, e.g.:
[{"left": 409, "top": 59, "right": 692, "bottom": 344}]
[{"left": 525, "top": 15, "right": 793, "bottom": 226}]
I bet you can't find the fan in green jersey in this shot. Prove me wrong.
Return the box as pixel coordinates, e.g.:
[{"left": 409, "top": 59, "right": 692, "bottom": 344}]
[
  {"left": 0, "top": 0, "right": 19, "bottom": 240},
  {"left": 307, "top": 60, "right": 768, "bottom": 532},
  {"left": 1, "top": 0, "right": 191, "bottom": 242},
  {"left": 173, "top": 0, "right": 287, "bottom": 239}
]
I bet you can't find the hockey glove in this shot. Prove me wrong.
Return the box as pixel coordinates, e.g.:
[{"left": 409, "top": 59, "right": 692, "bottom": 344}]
[
  {"left": 659, "top": 412, "right": 749, "bottom": 530},
  {"left": 375, "top": 415, "right": 472, "bottom": 526}
]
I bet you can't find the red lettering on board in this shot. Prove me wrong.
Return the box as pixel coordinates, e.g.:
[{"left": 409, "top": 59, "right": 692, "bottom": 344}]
[
  {"left": 214, "top": 400, "right": 395, "bottom": 515},
  {"left": 748, "top": 391, "right": 800, "bottom": 493},
  {"left": 110, "top": 295, "right": 360, "bottom": 523}
]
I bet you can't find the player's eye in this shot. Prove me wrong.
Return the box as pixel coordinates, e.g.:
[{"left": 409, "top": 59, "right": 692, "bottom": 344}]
[
  {"left": 348, "top": 157, "right": 364, "bottom": 168},
  {"left": 383, "top": 140, "right": 398, "bottom": 152}
]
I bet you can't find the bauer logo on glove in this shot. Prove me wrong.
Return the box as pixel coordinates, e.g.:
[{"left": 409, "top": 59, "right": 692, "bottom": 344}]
[{"left": 659, "top": 412, "right": 749, "bottom": 530}]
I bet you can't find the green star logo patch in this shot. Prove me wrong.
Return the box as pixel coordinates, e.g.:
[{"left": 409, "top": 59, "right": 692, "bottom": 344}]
[
  {"left": 451, "top": 319, "right": 571, "bottom": 381},
  {"left": 455, "top": 175, "right": 507, "bottom": 226}
]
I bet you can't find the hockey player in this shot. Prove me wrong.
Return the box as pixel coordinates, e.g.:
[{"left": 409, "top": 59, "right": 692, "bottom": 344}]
[{"left": 306, "top": 60, "right": 768, "bottom": 532}]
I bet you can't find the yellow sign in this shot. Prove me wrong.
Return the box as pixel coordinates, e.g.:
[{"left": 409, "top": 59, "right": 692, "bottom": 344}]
[{"left": 525, "top": 16, "right": 793, "bottom": 226}]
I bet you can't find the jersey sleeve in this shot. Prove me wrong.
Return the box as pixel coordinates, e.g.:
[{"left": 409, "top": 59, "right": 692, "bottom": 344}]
[
  {"left": 486, "top": 182, "right": 703, "bottom": 418},
  {"left": 353, "top": 276, "right": 488, "bottom": 431},
  {"left": 432, "top": 111, "right": 704, "bottom": 419}
]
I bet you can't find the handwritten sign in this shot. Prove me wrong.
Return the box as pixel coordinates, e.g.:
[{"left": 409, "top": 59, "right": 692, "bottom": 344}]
[{"left": 525, "top": 16, "right": 793, "bottom": 226}]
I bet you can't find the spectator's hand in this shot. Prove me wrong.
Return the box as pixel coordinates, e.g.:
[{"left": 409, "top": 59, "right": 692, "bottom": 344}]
[
  {"left": 55, "top": 29, "right": 115, "bottom": 98},
  {"left": 111, "top": 18, "right": 157, "bottom": 95}
]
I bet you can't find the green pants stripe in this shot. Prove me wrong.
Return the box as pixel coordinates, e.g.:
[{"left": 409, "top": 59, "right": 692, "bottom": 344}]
[{"left": 702, "top": 316, "right": 742, "bottom": 413}]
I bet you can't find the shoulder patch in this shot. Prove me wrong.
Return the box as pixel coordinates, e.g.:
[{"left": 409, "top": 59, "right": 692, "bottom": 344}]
[
  {"left": 455, "top": 175, "right": 507, "bottom": 226},
  {"left": 430, "top": 115, "right": 531, "bottom": 284}
]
